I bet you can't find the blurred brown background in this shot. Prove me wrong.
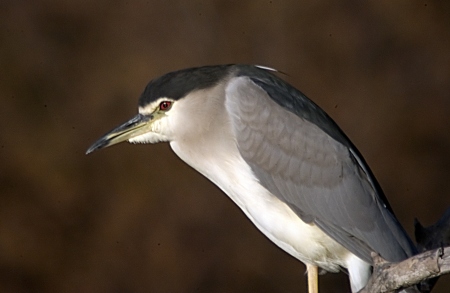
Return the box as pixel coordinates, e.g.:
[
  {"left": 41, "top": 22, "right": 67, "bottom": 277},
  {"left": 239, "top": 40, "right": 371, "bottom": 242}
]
[{"left": 1, "top": 1, "right": 449, "bottom": 292}]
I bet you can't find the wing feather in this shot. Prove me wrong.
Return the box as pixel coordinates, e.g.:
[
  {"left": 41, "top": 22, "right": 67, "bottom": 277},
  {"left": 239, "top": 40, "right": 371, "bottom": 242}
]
[{"left": 225, "top": 73, "right": 416, "bottom": 263}]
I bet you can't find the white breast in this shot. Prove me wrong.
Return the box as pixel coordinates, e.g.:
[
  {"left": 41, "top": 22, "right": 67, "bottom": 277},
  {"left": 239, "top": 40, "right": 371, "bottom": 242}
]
[{"left": 170, "top": 138, "right": 352, "bottom": 272}]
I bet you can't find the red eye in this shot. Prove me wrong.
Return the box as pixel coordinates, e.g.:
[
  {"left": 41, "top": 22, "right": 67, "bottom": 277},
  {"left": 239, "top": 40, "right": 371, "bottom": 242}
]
[{"left": 159, "top": 101, "right": 172, "bottom": 111}]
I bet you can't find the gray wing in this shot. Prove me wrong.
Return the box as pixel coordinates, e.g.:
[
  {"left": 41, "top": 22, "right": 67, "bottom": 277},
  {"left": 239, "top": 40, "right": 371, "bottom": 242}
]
[{"left": 224, "top": 74, "right": 416, "bottom": 264}]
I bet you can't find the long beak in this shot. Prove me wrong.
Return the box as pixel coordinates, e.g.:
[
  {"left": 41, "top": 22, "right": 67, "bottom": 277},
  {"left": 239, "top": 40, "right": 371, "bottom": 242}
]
[{"left": 86, "top": 113, "right": 151, "bottom": 154}]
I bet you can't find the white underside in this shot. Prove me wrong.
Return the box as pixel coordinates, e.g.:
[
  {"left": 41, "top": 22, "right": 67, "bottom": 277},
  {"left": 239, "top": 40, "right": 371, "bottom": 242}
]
[{"left": 170, "top": 139, "right": 371, "bottom": 292}]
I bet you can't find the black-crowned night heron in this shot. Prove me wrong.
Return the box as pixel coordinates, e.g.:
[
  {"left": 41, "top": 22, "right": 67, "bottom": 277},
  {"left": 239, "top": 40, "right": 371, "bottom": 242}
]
[{"left": 87, "top": 64, "right": 417, "bottom": 293}]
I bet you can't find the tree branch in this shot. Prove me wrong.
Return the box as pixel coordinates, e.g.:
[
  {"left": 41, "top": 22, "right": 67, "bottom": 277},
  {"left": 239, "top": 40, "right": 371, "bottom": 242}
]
[
  {"left": 360, "top": 247, "right": 450, "bottom": 293},
  {"left": 359, "top": 207, "right": 450, "bottom": 293}
]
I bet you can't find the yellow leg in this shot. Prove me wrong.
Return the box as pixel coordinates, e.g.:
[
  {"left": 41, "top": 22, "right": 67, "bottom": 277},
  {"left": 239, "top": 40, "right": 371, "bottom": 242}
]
[{"left": 306, "top": 263, "right": 319, "bottom": 293}]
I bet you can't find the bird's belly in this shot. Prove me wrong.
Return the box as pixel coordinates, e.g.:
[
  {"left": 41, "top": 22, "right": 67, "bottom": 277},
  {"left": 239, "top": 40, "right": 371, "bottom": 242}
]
[
  {"left": 171, "top": 141, "right": 352, "bottom": 272},
  {"left": 231, "top": 183, "right": 350, "bottom": 272}
]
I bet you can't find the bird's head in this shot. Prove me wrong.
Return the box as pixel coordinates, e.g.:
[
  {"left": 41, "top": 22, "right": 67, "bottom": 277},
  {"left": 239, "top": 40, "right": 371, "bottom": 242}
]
[{"left": 86, "top": 65, "right": 232, "bottom": 154}]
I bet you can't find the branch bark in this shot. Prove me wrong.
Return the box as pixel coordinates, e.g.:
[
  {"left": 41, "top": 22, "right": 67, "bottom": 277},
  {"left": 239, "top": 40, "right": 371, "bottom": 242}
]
[
  {"left": 359, "top": 207, "right": 450, "bottom": 293},
  {"left": 360, "top": 247, "right": 450, "bottom": 293}
]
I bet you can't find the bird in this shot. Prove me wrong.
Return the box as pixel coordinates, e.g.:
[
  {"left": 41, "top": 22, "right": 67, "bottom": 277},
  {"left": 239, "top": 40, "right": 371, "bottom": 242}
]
[{"left": 86, "top": 64, "right": 417, "bottom": 292}]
